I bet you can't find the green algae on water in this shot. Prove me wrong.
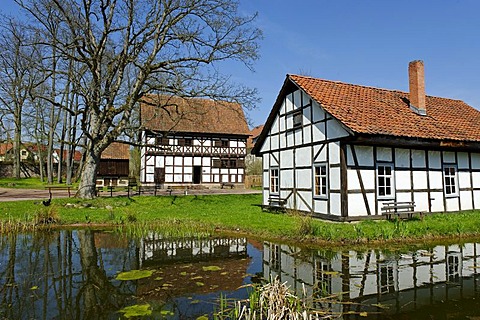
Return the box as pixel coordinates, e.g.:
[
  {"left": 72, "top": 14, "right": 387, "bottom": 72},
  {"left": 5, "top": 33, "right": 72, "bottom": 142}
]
[{"left": 115, "top": 269, "right": 153, "bottom": 281}]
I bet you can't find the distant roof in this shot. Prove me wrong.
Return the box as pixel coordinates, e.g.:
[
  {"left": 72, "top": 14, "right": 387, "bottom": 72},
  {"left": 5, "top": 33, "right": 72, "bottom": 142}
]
[
  {"left": 140, "top": 95, "right": 249, "bottom": 136},
  {"left": 101, "top": 142, "right": 130, "bottom": 160},
  {"left": 0, "top": 143, "right": 12, "bottom": 156},
  {"left": 289, "top": 74, "right": 480, "bottom": 142},
  {"left": 247, "top": 124, "right": 264, "bottom": 149}
]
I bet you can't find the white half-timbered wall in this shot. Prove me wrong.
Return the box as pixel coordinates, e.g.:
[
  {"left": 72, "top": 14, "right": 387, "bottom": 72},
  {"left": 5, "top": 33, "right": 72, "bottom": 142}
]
[
  {"left": 260, "top": 88, "right": 480, "bottom": 218},
  {"left": 140, "top": 132, "right": 246, "bottom": 185},
  {"left": 260, "top": 89, "right": 349, "bottom": 216}
]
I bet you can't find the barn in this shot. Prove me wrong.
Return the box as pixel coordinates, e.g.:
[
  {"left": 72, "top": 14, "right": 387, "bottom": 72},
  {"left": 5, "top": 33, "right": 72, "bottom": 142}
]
[{"left": 252, "top": 61, "right": 480, "bottom": 221}]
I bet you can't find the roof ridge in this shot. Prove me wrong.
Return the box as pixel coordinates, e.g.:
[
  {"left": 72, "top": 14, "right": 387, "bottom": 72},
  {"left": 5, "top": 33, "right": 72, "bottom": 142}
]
[{"left": 288, "top": 74, "right": 465, "bottom": 102}]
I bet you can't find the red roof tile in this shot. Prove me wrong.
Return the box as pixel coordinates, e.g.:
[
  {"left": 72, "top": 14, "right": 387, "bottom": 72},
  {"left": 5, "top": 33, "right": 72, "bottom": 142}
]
[
  {"left": 140, "top": 95, "right": 249, "bottom": 136},
  {"left": 289, "top": 74, "right": 480, "bottom": 142},
  {"left": 101, "top": 142, "right": 130, "bottom": 160},
  {"left": 247, "top": 124, "right": 264, "bottom": 149}
]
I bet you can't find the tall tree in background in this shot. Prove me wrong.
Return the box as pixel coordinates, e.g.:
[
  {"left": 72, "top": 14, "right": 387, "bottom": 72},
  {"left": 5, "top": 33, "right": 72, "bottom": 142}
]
[{"left": 15, "top": 0, "right": 261, "bottom": 198}]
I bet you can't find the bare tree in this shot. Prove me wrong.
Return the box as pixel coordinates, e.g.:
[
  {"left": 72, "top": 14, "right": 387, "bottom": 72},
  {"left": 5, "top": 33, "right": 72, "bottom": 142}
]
[
  {"left": 0, "top": 18, "right": 41, "bottom": 178},
  {"left": 15, "top": 0, "right": 261, "bottom": 198}
]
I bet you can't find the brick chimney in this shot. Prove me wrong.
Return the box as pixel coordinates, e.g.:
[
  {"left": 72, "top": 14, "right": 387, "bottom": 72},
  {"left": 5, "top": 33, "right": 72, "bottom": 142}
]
[{"left": 408, "top": 60, "right": 426, "bottom": 116}]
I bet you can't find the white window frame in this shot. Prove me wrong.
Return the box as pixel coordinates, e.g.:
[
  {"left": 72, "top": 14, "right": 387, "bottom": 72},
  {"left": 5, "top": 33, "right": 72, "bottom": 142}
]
[
  {"left": 314, "top": 163, "right": 328, "bottom": 199},
  {"left": 443, "top": 164, "right": 458, "bottom": 197},
  {"left": 270, "top": 167, "right": 279, "bottom": 194},
  {"left": 377, "top": 163, "right": 395, "bottom": 199}
]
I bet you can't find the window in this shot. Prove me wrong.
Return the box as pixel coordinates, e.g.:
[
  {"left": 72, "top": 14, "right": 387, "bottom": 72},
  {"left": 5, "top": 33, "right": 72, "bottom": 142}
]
[
  {"left": 214, "top": 140, "right": 229, "bottom": 147},
  {"left": 270, "top": 168, "right": 279, "bottom": 193},
  {"left": 178, "top": 138, "right": 192, "bottom": 146},
  {"left": 293, "top": 110, "right": 303, "bottom": 128},
  {"left": 155, "top": 136, "right": 169, "bottom": 145},
  {"left": 377, "top": 164, "right": 394, "bottom": 198},
  {"left": 443, "top": 165, "right": 458, "bottom": 196},
  {"left": 314, "top": 164, "right": 328, "bottom": 198}
]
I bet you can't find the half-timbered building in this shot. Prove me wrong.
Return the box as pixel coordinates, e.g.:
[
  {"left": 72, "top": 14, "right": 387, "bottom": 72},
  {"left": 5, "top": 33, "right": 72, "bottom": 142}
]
[
  {"left": 253, "top": 61, "right": 480, "bottom": 220},
  {"left": 96, "top": 142, "right": 130, "bottom": 187},
  {"left": 140, "top": 95, "right": 249, "bottom": 187}
]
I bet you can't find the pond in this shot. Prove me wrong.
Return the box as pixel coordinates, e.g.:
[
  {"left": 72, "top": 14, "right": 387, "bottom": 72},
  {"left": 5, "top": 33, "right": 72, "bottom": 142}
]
[{"left": 0, "top": 230, "right": 479, "bottom": 319}]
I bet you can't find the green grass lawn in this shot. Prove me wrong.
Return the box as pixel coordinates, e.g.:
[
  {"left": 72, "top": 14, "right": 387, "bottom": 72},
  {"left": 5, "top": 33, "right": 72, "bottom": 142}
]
[
  {"left": 2, "top": 193, "right": 480, "bottom": 246},
  {"left": 0, "top": 177, "right": 77, "bottom": 189}
]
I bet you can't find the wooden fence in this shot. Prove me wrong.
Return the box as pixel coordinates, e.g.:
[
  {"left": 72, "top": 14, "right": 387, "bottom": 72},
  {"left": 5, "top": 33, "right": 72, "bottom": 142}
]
[{"left": 244, "top": 175, "right": 262, "bottom": 189}]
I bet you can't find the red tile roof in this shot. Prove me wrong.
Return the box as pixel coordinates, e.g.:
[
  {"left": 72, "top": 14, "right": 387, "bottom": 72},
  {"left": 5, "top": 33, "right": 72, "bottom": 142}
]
[
  {"left": 140, "top": 95, "right": 249, "bottom": 136},
  {"left": 0, "top": 143, "right": 13, "bottom": 156},
  {"left": 247, "top": 124, "right": 264, "bottom": 149},
  {"left": 289, "top": 74, "right": 480, "bottom": 142},
  {"left": 101, "top": 142, "right": 130, "bottom": 160}
]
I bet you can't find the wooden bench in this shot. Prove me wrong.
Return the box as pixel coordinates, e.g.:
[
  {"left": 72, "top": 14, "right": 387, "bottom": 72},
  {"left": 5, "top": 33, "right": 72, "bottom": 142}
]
[
  {"left": 267, "top": 195, "right": 287, "bottom": 210},
  {"left": 45, "top": 185, "right": 76, "bottom": 198},
  {"left": 381, "top": 201, "right": 424, "bottom": 220},
  {"left": 221, "top": 182, "right": 235, "bottom": 189}
]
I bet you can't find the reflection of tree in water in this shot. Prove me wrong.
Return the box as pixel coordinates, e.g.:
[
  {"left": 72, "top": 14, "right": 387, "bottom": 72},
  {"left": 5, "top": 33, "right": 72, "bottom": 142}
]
[{"left": 0, "top": 230, "right": 137, "bottom": 320}]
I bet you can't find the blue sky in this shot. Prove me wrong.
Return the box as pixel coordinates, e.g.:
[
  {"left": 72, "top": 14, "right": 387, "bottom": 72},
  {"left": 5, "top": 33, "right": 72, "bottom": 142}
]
[{"left": 3, "top": 1, "right": 480, "bottom": 128}]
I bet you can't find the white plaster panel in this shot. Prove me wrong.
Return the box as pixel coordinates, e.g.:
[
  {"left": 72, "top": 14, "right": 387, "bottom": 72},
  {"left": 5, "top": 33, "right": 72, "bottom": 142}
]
[
  {"left": 460, "top": 191, "right": 473, "bottom": 210},
  {"left": 165, "top": 166, "right": 173, "bottom": 174},
  {"left": 412, "top": 171, "right": 428, "bottom": 190},
  {"left": 204, "top": 140, "right": 212, "bottom": 146},
  {"left": 271, "top": 134, "right": 280, "bottom": 150},
  {"left": 213, "top": 174, "right": 220, "bottom": 182},
  {"left": 284, "top": 93, "right": 293, "bottom": 114},
  {"left": 396, "top": 170, "right": 411, "bottom": 190},
  {"left": 445, "top": 197, "right": 460, "bottom": 212},
  {"left": 271, "top": 116, "right": 280, "bottom": 134},
  {"left": 303, "top": 125, "right": 312, "bottom": 144},
  {"left": 174, "top": 174, "right": 183, "bottom": 182},
  {"left": 146, "top": 166, "right": 154, "bottom": 174},
  {"left": 303, "top": 105, "right": 311, "bottom": 125},
  {"left": 347, "top": 169, "right": 360, "bottom": 191},
  {"left": 220, "top": 168, "right": 229, "bottom": 174},
  {"left": 180, "top": 157, "right": 191, "bottom": 166},
  {"left": 281, "top": 149, "right": 294, "bottom": 169},
  {"left": 312, "top": 101, "right": 325, "bottom": 122},
  {"left": 395, "top": 149, "right": 410, "bottom": 168},
  {"left": 376, "top": 147, "right": 392, "bottom": 162},
  {"left": 412, "top": 150, "right": 426, "bottom": 168},
  {"left": 203, "top": 175, "right": 211, "bottom": 183},
  {"left": 221, "top": 174, "right": 229, "bottom": 182},
  {"left": 429, "top": 171, "right": 443, "bottom": 189},
  {"left": 260, "top": 136, "right": 270, "bottom": 153},
  {"left": 428, "top": 151, "right": 441, "bottom": 169},
  {"left": 329, "top": 142, "right": 340, "bottom": 165},
  {"left": 296, "top": 169, "right": 312, "bottom": 189},
  {"left": 348, "top": 194, "right": 366, "bottom": 216},
  {"left": 330, "top": 167, "right": 341, "bottom": 190},
  {"left": 472, "top": 153, "right": 480, "bottom": 169},
  {"left": 279, "top": 115, "right": 286, "bottom": 132},
  {"left": 174, "top": 166, "right": 182, "bottom": 174},
  {"left": 147, "top": 157, "right": 155, "bottom": 166},
  {"left": 458, "top": 152, "right": 469, "bottom": 169},
  {"left": 312, "top": 122, "right": 326, "bottom": 141},
  {"left": 193, "top": 157, "right": 201, "bottom": 166},
  {"left": 165, "top": 156, "right": 174, "bottom": 166},
  {"left": 294, "top": 128, "right": 303, "bottom": 146},
  {"left": 238, "top": 168, "right": 244, "bottom": 174},
  {"left": 313, "top": 199, "right": 328, "bottom": 215},
  {"left": 155, "top": 156, "right": 164, "bottom": 168},
  {"left": 202, "top": 157, "right": 210, "bottom": 166},
  {"left": 474, "top": 191, "right": 480, "bottom": 209},
  {"left": 203, "top": 167, "right": 211, "bottom": 173},
  {"left": 184, "top": 166, "right": 192, "bottom": 174},
  {"left": 184, "top": 174, "right": 192, "bottom": 182},
  {"left": 396, "top": 192, "right": 412, "bottom": 202},
  {"left": 281, "top": 169, "right": 293, "bottom": 188},
  {"left": 286, "top": 131, "right": 294, "bottom": 147},
  {"left": 263, "top": 171, "right": 269, "bottom": 189},
  {"left": 430, "top": 192, "right": 444, "bottom": 212},
  {"left": 330, "top": 193, "right": 341, "bottom": 216},
  {"left": 263, "top": 154, "right": 270, "bottom": 170},
  {"left": 147, "top": 137, "right": 155, "bottom": 144},
  {"left": 296, "top": 147, "right": 311, "bottom": 167},
  {"left": 293, "top": 90, "right": 302, "bottom": 109},
  {"left": 413, "top": 192, "right": 429, "bottom": 212},
  {"left": 353, "top": 146, "right": 373, "bottom": 166},
  {"left": 286, "top": 114, "right": 293, "bottom": 130},
  {"left": 238, "top": 141, "right": 246, "bottom": 148},
  {"left": 165, "top": 174, "right": 173, "bottom": 182},
  {"left": 473, "top": 172, "right": 480, "bottom": 188},
  {"left": 297, "top": 192, "right": 312, "bottom": 211},
  {"left": 459, "top": 171, "right": 471, "bottom": 188},
  {"left": 238, "top": 175, "right": 243, "bottom": 183},
  {"left": 360, "top": 169, "right": 375, "bottom": 190},
  {"left": 314, "top": 145, "right": 327, "bottom": 162},
  {"left": 327, "top": 118, "right": 349, "bottom": 139},
  {"left": 443, "top": 151, "right": 456, "bottom": 163},
  {"left": 271, "top": 152, "right": 280, "bottom": 166},
  {"left": 211, "top": 168, "right": 220, "bottom": 174}
]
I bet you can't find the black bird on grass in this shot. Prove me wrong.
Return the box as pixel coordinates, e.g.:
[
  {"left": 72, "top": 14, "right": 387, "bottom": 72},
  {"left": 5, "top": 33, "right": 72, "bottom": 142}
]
[{"left": 42, "top": 197, "right": 51, "bottom": 206}]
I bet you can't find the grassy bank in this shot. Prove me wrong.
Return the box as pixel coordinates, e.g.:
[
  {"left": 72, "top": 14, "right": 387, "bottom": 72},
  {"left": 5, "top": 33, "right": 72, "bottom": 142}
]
[{"left": 1, "top": 193, "right": 480, "bottom": 245}]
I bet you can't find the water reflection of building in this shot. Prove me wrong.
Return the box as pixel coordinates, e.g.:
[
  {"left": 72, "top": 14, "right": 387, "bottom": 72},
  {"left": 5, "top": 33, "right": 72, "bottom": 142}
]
[{"left": 263, "top": 242, "right": 480, "bottom": 315}]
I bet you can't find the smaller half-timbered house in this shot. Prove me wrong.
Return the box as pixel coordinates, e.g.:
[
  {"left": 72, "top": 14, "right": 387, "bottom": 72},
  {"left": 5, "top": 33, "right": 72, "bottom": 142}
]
[
  {"left": 140, "top": 95, "right": 249, "bottom": 188},
  {"left": 253, "top": 61, "right": 480, "bottom": 221},
  {"left": 96, "top": 142, "right": 130, "bottom": 187}
]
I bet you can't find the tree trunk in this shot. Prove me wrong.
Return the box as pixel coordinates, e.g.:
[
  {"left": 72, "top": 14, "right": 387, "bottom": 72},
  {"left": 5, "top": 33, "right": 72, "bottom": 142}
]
[
  {"left": 13, "top": 121, "right": 21, "bottom": 179},
  {"left": 76, "top": 151, "right": 99, "bottom": 199}
]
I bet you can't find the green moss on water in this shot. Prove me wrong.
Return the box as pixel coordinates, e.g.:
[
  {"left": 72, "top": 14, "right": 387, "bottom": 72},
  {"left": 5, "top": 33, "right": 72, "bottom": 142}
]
[
  {"left": 117, "top": 304, "right": 152, "bottom": 318},
  {"left": 115, "top": 269, "right": 153, "bottom": 281}
]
